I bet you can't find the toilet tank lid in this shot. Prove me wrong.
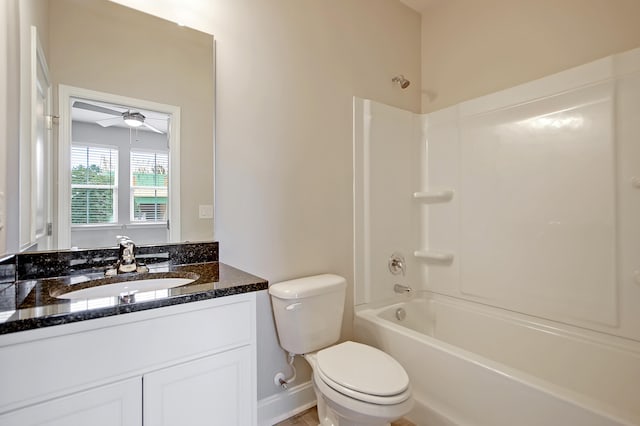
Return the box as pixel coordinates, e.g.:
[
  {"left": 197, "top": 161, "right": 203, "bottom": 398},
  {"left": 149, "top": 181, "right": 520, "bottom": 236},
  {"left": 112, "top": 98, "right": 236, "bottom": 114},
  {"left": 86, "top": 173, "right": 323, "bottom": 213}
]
[{"left": 269, "top": 274, "right": 346, "bottom": 299}]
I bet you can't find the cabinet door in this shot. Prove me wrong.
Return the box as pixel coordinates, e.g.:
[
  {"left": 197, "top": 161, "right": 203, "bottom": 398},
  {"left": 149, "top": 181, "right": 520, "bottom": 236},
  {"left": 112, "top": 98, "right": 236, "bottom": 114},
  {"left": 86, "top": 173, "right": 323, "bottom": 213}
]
[
  {"left": 144, "top": 346, "right": 254, "bottom": 426},
  {"left": 0, "top": 377, "right": 141, "bottom": 426}
]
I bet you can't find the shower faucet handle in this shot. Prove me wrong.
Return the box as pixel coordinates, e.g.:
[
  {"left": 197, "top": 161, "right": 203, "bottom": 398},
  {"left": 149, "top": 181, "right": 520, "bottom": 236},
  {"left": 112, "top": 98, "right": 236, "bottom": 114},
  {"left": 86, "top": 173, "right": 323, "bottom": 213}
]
[{"left": 388, "top": 252, "right": 406, "bottom": 276}]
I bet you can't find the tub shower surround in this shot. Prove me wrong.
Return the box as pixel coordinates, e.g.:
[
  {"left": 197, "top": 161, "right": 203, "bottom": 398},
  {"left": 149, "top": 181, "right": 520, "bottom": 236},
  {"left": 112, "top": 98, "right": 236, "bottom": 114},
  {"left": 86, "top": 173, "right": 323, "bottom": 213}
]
[
  {"left": 0, "top": 241, "right": 268, "bottom": 334},
  {"left": 353, "top": 47, "right": 640, "bottom": 425}
]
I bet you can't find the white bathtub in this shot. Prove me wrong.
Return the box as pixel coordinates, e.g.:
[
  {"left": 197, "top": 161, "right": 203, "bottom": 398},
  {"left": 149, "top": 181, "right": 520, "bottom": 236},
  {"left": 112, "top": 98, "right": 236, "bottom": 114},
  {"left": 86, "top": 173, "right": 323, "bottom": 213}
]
[{"left": 354, "top": 294, "right": 640, "bottom": 426}]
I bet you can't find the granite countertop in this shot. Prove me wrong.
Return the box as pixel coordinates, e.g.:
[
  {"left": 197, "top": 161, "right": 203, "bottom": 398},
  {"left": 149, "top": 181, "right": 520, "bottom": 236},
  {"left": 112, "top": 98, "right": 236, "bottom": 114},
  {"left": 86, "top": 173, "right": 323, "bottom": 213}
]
[{"left": 0, "top": 242, "right": 268, "bottom": 335}]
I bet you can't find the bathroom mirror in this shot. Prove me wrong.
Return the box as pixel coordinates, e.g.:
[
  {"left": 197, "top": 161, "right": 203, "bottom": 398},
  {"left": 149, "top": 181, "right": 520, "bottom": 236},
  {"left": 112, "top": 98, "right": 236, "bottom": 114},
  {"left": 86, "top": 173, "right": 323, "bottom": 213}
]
[{"left": 9, "top": 0, "right": 214, "bottom": 252}]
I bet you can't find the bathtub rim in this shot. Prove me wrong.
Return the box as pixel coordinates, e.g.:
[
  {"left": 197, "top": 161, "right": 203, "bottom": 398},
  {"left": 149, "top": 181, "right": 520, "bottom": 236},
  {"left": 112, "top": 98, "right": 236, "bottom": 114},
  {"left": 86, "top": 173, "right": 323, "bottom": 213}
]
[
  {"left": 355, "top": 294, "right": 639, "bottom": 426},
  {"left": 356, "top": 292, "right": 640, "bottom": 355}
]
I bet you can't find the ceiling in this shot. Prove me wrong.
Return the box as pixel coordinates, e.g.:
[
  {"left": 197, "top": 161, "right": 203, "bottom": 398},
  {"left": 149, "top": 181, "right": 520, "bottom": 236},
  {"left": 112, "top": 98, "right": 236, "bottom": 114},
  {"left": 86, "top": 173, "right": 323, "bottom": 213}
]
[
  {"left": 71, "top": 99, "right": 170, "bottom": 134},
  {"left": 398, "top": 0, "right": 445, "bottom": 13}
]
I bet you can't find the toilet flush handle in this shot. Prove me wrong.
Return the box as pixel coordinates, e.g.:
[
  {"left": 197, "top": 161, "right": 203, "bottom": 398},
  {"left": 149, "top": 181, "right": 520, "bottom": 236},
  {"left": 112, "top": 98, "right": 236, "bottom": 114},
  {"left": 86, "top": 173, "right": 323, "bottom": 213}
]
[{"left": 285, "top": 302, "right": 302, "bottom": 311}]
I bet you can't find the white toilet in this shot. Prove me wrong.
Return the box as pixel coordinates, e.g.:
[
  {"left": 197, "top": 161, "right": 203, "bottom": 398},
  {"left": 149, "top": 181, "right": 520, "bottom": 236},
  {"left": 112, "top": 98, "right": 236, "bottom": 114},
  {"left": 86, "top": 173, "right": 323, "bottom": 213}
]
[{"left": 269, "top": 274, "right": 413, "bottom": 426}]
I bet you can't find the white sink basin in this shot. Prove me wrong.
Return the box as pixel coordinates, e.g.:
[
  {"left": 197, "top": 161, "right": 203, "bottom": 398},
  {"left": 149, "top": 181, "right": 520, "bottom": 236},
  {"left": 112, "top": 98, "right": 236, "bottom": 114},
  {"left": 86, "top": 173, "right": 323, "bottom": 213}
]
[{"left": 55, "top": 274, "right": 198, "bottom": 300}]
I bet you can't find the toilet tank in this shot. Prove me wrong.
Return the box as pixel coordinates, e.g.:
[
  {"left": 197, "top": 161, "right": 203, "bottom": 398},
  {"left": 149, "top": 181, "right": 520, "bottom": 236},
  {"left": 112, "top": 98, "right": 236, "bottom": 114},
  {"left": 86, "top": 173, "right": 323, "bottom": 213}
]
[{"left": 269, "top": 274, "right": 346, "bottom": 355}]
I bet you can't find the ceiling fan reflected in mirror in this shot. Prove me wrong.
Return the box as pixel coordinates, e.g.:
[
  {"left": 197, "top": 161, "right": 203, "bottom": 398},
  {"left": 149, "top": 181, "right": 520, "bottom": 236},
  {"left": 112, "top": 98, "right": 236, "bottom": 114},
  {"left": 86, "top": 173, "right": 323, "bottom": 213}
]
[{"left": 72, "top": 100, "right": 167, "bottom": 134}]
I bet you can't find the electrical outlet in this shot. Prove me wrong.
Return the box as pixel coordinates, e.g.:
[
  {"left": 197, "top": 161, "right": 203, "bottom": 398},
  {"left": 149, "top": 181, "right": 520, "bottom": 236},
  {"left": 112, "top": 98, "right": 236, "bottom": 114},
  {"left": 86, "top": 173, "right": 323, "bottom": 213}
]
[{"left": 198, "top": 204, "right": 213, "bottom": 219}]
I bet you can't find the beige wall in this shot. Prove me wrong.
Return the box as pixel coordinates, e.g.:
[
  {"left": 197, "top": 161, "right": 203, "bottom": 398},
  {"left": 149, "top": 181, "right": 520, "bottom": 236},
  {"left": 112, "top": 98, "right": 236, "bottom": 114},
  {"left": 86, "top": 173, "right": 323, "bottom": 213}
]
[
  {"left": 210, "top": 0, "right": 421, "bottom": 401},
  {"left": 49, "top": 0, "right": 214, "bottom": 243},
  {"left": 212, "top": 0, "right": 421, "bottom": 283},
  {"left": 421, "top": 0, "right": 640, "bottom": 112}
]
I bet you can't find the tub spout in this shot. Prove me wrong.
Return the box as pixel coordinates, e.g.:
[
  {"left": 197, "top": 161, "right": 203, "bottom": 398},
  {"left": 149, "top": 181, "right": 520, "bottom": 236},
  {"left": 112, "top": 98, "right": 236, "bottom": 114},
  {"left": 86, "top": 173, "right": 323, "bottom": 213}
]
[{"left": 394, "top": 284, "right": 412, "bottom": 294}]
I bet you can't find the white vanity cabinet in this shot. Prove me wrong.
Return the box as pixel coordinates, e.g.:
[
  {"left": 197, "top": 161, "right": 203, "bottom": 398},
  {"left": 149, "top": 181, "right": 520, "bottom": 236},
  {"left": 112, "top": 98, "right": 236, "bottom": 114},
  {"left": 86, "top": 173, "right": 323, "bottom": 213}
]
[{"left": 0, "top": 293, "right": 257, "bottom": 426}]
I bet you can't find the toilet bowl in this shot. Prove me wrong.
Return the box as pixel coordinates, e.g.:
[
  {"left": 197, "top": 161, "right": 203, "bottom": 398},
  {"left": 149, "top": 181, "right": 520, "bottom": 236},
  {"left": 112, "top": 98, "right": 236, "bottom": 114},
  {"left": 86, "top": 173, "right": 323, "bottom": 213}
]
[
  {"left": 269, "top": 274, "right": 413, "bottom": 426},
  {"left": 305, "top": 341, "right": 413, "bottom": 426}
]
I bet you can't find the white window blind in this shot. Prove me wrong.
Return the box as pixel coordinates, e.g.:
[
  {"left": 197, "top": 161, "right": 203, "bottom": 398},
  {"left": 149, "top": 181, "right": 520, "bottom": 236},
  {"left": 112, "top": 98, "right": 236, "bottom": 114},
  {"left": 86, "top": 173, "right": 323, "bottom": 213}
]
[
  {"left": 71, "top": 145, "right": 118, "bottom": 224},
  {"left": 130, "top": 151, "right": 168, "bottom": 223}
]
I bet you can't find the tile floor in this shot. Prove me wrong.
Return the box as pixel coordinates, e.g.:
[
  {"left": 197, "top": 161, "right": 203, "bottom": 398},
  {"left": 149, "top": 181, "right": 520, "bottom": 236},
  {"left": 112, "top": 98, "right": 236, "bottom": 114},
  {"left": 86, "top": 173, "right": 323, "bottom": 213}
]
[{"left": 275, "top": 406, "right": 415, "bottom": 426}]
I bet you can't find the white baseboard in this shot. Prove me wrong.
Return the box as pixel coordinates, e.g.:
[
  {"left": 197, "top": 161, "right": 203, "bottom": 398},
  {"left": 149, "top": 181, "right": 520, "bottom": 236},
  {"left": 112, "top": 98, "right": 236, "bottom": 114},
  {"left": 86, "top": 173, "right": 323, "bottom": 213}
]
[{"left": 257, "top": 381, "right": 317, "bottom": 426}]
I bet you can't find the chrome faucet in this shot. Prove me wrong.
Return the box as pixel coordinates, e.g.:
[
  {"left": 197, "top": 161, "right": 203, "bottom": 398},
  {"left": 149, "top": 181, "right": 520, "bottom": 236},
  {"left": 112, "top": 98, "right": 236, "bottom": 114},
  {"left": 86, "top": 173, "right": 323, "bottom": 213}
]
[
  {"left": 105, "top": 236, "right": 148, "bottom": 276},
  {"left": 118, "top": 236, "right": 137, "bottom": 273},
  {"left": 394, "top": 284, "right": 412, "bottom": 294}
]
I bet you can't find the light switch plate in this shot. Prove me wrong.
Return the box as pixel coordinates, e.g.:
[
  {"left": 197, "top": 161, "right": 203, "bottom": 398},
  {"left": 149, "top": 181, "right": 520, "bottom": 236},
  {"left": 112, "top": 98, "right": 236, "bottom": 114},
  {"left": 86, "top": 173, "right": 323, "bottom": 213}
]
[{"left": 198, "top": 204, "right": 213, "bottom": 219}]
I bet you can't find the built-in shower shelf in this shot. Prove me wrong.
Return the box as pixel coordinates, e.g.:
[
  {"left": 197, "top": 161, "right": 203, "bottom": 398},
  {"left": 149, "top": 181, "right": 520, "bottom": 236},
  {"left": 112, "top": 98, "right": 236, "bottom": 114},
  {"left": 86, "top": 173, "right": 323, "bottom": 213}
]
[
  {"left": 413, "top": 190, "right": 454, "bottom": 203},
  {"left": 414, "top": 250, "right": 454, "bottom": 263}
]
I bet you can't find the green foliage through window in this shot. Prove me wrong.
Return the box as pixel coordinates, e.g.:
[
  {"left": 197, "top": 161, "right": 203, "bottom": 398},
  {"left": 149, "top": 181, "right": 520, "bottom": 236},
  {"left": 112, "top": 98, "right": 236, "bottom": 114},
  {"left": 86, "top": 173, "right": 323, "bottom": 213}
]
[
  {"left": 71, "top": 188, "right": 114, "bottom": 224},
  {"left": 70, "top": 145, "right": 118, "bottom": 224}
]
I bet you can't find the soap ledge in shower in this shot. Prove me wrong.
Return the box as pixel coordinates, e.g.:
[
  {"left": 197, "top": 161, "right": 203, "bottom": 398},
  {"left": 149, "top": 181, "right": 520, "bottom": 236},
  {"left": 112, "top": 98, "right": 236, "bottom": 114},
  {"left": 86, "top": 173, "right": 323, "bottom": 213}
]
[
  {"left": 413, "top": 190, "right": 454, "bottom": 203},
  {"left": 414, "top": 250, "right": 454, "bottom": 263}
]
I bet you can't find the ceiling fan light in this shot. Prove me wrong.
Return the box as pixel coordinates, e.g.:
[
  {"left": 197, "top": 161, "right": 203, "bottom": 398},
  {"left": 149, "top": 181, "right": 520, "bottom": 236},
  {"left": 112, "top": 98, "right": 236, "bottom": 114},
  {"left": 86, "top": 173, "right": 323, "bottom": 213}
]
[
  {"left": 124, "top": 117, "right": 143, "bottom": 127},
  {"left": 123, "top": 112, "right": 145, "bottom": 128}
]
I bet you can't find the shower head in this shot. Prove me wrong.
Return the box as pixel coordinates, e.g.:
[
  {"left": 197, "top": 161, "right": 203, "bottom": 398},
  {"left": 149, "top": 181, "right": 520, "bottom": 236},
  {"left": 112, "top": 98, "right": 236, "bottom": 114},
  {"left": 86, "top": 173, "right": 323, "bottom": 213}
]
[{"left": 392, "top": 75, "right": 410, "bottom": 89}]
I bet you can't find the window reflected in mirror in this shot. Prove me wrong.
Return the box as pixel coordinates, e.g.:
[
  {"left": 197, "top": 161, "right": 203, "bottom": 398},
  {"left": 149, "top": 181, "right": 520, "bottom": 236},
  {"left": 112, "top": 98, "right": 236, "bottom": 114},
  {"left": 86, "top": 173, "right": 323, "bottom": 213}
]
[{"left": 66, "top": 95, "right": 176, "bottom": 249}]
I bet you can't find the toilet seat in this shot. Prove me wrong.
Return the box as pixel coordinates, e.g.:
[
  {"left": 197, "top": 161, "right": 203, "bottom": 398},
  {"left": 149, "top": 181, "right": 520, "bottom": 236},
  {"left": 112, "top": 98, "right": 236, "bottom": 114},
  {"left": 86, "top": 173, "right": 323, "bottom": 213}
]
[
  {"left": 316, "top": 368, "right": 412, "bottom": 405},
  {"left": 315, "top": 341, "right": 411, "bottom": 405}
]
